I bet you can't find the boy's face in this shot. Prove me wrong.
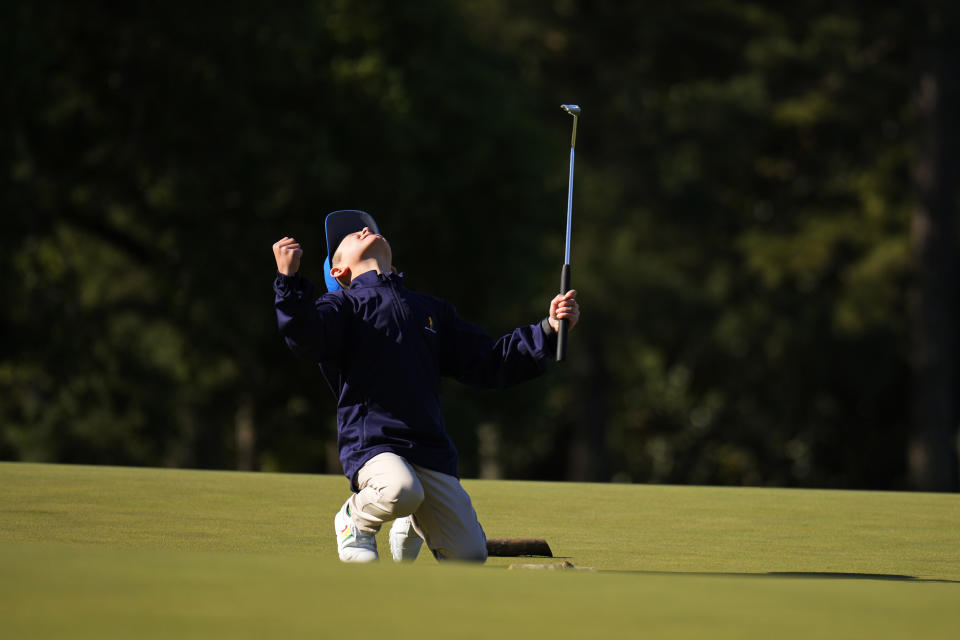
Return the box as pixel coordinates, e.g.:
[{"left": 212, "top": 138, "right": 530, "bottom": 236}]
[{"left": 332, "top": 227, "right": 392, "bottom": 270}]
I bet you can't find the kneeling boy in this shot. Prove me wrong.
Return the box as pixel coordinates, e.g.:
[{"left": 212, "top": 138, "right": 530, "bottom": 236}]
[{"left": 273, "top": 210, "right": 579, "bottom": 562}]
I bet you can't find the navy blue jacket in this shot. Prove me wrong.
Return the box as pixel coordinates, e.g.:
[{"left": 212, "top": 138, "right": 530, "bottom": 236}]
[{"left": 274, "top": 270, "right": 557, "bottom": 489}]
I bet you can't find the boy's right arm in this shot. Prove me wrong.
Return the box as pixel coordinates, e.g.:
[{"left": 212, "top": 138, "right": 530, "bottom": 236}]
[{"left": 272, "top": 238, "right": 345, "bottom": 365}]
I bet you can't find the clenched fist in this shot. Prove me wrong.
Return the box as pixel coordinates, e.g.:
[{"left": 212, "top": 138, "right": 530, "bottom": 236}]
[
  {"left": 273, "top": 237, "right": 303, "bottom": 276},
  {"left": 548, "top": 289, "right": 580, "bottom": 333}
]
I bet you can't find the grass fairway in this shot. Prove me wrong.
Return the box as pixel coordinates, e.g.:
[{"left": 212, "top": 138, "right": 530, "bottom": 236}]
[{"left": 1, "top": 463, "right": 958, "bottom": 638}]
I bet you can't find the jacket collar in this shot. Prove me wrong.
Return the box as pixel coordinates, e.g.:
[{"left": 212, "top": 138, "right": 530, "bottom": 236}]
[{"left": 348, "top": 270, "right": 405, "bottom": 289}]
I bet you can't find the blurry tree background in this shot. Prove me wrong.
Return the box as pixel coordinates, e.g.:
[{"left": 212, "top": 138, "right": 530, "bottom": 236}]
[{"left": 2, "top": 0, "right": 957, "bottom": 490}]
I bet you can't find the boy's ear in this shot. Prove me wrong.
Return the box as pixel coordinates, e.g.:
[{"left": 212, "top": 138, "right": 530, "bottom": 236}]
[
  {"left": 330, "top": 264, "right": 350, "bottom": 283},
  {"left": 391, "top": 265, "right": 398, "bottom": 275}
]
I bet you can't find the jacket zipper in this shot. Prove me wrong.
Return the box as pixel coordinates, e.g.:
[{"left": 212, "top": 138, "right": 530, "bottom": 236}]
[
  {"left": 388, "top": 277, "right": 408, "bottom": 327},
  {"left": 360, "top": 398, "right": 369, "bottom": 442}
]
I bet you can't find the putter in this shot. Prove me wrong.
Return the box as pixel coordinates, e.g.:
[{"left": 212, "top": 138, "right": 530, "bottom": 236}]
[{"left": 557, "top": 104, "right": 580, "bottom": 362}]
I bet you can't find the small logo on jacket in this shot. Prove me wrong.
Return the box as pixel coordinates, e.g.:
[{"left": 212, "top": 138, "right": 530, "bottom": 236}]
[{"left": 424, "top": 316, "right": 437, "bottom": 334}]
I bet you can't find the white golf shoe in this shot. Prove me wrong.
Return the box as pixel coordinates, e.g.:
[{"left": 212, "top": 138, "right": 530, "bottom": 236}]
[
  {"left": 389, "top": 516, "right": 424, "bottom": 562},
  {"left": 334, "top": 499, "right": 378, "bottom": 563}
]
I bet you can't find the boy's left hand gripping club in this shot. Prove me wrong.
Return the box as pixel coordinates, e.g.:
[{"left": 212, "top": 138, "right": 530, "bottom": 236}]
[{"left": 557, "top": 104, "right": 579, "bottom": 362}]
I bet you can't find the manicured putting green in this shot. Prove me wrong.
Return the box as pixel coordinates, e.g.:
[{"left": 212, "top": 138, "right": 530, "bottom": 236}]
[{"left": 1, "top": 463, "right": 958, "bottom": 639}]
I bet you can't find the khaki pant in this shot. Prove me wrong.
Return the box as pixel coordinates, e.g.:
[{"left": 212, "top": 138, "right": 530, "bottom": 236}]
[{"left": 347, "top": 452, "right": 487, "bottom": 561}]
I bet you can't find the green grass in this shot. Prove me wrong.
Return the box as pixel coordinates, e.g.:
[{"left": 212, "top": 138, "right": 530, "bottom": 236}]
[{"left": 1, "top": 462, "right": 958, "bottom": 639}]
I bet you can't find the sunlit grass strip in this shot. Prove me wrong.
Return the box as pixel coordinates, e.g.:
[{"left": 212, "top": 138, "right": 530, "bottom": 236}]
[{"left": 1, "top": 463, "right": 958, "bottom": 639}]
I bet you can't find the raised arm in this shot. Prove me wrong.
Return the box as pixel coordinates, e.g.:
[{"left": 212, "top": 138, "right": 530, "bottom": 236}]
[
  {"left": 438, "top": 290, "right": 579, "bottom": 389},
  {"left": 272, "top": 237, "right": 346, "bottom": 365}
]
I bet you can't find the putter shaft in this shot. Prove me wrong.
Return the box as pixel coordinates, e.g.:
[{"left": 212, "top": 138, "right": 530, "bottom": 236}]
[{"left": 557, "top": 104, "right": 579, "bottom": 362}]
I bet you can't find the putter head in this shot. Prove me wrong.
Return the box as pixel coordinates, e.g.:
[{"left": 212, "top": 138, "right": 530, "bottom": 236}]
[{"left": 561, "top": 104, "right": 581, "bottom": 116}]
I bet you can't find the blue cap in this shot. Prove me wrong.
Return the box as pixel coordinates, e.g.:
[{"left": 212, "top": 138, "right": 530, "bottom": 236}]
[{"left": 323, "top": 210, "right": 380, "bottom": 292}]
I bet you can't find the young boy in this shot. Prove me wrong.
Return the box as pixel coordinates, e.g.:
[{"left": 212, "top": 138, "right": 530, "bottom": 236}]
[{"left": 272, "top": 210, "right": 579, "bottom": 562}]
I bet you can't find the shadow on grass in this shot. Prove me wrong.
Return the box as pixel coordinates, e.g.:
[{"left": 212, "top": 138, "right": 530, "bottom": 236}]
[
  {"left": 605, "top": 570, "right": 960, "bottom": 584},
  {"left": 767, "top": 571, "right": 957, "bottom": 583}
]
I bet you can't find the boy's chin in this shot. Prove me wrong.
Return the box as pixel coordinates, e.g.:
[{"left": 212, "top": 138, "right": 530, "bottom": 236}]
[{"left": 362, "top": 244, "right": 391, "bottom": 264}]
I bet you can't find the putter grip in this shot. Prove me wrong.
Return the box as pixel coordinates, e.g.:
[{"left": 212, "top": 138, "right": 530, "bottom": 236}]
[{"left": 556, "top": 263, "right": 571, "bottom": 362}]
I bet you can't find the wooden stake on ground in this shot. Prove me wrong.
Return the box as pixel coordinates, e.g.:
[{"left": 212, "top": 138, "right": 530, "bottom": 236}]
[{"left": 509, "top": 561, "right": 593, "bottom": 571}]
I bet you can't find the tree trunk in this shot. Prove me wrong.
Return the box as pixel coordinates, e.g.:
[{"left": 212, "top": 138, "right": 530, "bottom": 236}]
[
  {"left": 567, "top": 332, "right": 610, "bottom": 482},
  {"left": 908, "top": 4, "right": 960, "bottom": 491},
  {"left": 235, "top": 396, "right": 256, "bottom": 471}
]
